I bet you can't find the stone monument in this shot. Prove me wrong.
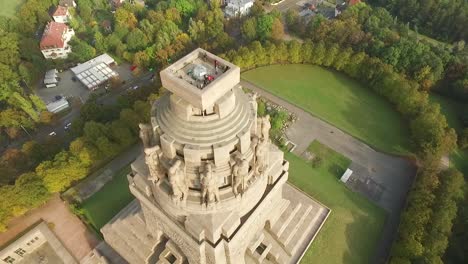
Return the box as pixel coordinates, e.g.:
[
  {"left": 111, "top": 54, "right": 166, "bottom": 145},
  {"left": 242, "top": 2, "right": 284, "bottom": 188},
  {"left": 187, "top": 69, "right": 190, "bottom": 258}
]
[{"left": 101, "top": 48, "right": 329, "bottom": 264}]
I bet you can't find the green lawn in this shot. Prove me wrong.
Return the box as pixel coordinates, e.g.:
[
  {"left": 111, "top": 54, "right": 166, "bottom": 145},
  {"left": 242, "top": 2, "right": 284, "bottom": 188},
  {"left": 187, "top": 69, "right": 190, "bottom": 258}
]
[
  {"left": 242, "top": 64, "right": 411, "bottom": 154},
  {"left": 0, "top": 0, "right": 24, "bottom": 17},
  {"left": 430, "top": 94, "right": 464, "bottom": 133},
  {"left": 429, "top": 94, "right": 468, "bottom": 175},
  {"left": 287, "top": 141, "right": 386, "bottom": 264},
  {"left": 81, "top": 165, "right": 133, "bottom": 231}
]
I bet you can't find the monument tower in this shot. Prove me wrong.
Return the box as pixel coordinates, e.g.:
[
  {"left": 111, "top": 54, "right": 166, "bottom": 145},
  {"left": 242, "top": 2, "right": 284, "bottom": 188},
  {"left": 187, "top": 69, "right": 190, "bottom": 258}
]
[{"left": 101, "top": 48, "right": 329, "bottom": 264}]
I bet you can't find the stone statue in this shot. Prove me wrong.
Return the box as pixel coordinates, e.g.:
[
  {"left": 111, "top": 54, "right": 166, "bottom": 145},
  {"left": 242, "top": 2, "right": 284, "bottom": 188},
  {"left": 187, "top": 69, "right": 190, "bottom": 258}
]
[
  {"left": 232, "top": 158, "right": 249, "bottom": 196},
  {"left": 251, "top": 93, "right": 258, "bottom": 112},
  {"left": 144, "top": 146, "right": 164, "bottom": 184},
  {"left": 255, "top": 138, "right": 268, "bottom": 176},
  {"left": 261, "top": 115, "right": 271, "bottom": 142},
  {"left": 200, "top": 163, "right": 220, "bottom": 206},
  {"left": 145, "top": 186, "right": 152, "bottom": 197},
  {"left": 139, "top": 123, "right": 153, "bottom": 148},
  {"left": 168, "top": 160, "right": 188, "bottom": 204}
]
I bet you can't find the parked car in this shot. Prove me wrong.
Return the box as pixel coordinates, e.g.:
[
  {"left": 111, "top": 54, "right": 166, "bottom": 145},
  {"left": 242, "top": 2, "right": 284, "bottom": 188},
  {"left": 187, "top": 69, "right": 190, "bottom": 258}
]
[
  {"left": 49, "top": 131, "right": 57, "bottom": 136},
  {"left": 64, "top": 122, "right": 72, "bottom": 130},
  {"left": 54, "top": 95, "right": 62, "bottom": 101}
]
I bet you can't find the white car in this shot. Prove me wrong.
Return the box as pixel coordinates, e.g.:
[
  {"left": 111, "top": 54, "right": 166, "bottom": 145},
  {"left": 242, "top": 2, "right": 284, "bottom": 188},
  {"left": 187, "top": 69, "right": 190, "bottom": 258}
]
[
  {"left": 49, "top": 131, "right": 57, "bottom": 136},
  {"left": 64, "top": 123, "right": 72, "bottom": 130},
  {"left": 132, "top": 85, "right": 139, "bottom": 90}
]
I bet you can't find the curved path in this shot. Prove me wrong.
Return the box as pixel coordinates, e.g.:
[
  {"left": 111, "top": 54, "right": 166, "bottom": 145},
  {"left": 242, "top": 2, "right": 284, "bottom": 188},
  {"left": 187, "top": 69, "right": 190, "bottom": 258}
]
[{"left": 241, "top": 79, "right": 416, "bottom": 263}]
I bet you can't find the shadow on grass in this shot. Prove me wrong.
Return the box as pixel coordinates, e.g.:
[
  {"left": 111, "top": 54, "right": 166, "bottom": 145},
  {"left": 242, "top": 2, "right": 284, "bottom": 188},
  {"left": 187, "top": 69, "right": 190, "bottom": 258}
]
[
  {"left": 340, "top": 172, "right": 387, "bottom": 264},
  {"left": 81, "top": 165, "right": 133, "bottom": 231},
  {"left": 328, "top": 163, "right": 346, "bottom": 179}
]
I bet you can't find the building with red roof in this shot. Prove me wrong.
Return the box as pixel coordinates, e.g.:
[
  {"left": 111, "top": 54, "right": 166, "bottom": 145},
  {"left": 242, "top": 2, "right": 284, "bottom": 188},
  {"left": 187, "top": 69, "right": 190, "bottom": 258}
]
[
  {"left": 52, "top": 6, "right": 71, "bottom": 23},
  {"left": 40, "top": 22, "right": 75, "bottom": 60}
]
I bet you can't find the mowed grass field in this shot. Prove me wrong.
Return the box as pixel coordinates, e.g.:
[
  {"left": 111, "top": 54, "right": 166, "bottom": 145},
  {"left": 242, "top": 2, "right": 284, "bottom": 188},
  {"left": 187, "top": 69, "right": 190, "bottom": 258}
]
[
  {"left": 242, "top": 64, "right": 411, "bottom": 154},
  {"left": 81, "top": 165, "right": 134, "bottom": 231},
  {"left": 0, "top": 0, "right": 24, "bottom": 17},
  {"left": 288, "top": 141, "right": 385, "bottom": 263}
]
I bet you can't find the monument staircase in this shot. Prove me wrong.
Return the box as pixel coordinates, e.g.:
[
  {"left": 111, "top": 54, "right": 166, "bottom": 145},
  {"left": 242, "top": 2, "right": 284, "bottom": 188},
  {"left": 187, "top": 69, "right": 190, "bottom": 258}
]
[
  {"left": 245, "top": 189, "right": 329, "bottom": 264},
  {"left": 101, "top": 201, "right": 161, "bottom": 264}
]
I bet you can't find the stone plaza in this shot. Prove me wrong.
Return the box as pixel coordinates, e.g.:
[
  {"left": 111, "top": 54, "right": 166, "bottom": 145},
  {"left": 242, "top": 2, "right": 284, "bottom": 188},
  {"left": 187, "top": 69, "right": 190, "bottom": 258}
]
[{"left": 96, "top": 48, "right": 330, "bottom": 264}]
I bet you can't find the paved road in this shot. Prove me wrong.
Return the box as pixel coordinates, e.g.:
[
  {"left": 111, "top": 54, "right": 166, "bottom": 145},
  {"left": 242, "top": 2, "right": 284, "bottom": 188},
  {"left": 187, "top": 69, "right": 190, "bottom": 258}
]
[
  {"left": 1, "top": 72, "right": 154, "bottom": 154},
  {"left": 241, "top": 79, "right": 416, "bottom": 263}
]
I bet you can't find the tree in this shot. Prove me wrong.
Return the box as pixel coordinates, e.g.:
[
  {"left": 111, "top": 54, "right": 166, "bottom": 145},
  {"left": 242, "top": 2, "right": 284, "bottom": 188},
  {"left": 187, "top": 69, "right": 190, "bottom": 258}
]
[
  {"left": 271, "top": 18, "right": 284, "bottom": 41},
  {"left": 21, "top": 140, "right": 43, "bottom": 165},
  {"left": 115, "top": 8, "right": 138, "bottom": 29},
  {"left": 133, "top": 51, "right": 151, "bottom": 68},
  {"left": 70, "top": 38, "right": 96, "bottom": 62},
  {"left": 0, "top": 148, "right": 27, "bottom": 183},
  {"left": 9, "top": 92, "right": 39, "bottom": 122},
  {"left": 241, "top": 18, "right": 257, "bottom": 41},
  {"left": 126, "top": 29, "right": 148, "bottom": 51},
  {"left": 256, "top": 14, "right": 275, "bottom": 40},
  {"left": 94, "top": 32, "right": 108, "bottom": 53},
  {"left": 36, "top": 151, "right": 89, "bottom": 193},
  {"left": 170, "top": 0, "right": 197, "bottom": 17},
  {"left": 0, "top": 32, "right": 20, "bottom": 66},
  {"left": 39, "top": 111, "right": 55, "bottom": 124},
  {"left": 165, "top": 7, "right": 182, "bottom": 24},
  {"left": 311, "top": 42, "right": 327, "bottom": 65},
  {"left": 188, "top": 18, "right": 206, "bottom": 42},
  {"left": 29, "top": 95, "right": 46, "bottom": 112},
  {"left": 83, "top": 121, "right": 110, "bottom": 143},
  {"left": 119, "top": 108, "right": 140, "bottom": 133}
]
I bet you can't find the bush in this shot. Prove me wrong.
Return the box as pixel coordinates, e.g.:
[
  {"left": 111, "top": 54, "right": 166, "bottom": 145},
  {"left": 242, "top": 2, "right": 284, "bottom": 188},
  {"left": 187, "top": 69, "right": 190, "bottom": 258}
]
[
  {"left": 257, "top": 100, "right": 266, "bottom": 117},
  {"left": 311, "top": 156, "right": 323, "bottom": 168}
]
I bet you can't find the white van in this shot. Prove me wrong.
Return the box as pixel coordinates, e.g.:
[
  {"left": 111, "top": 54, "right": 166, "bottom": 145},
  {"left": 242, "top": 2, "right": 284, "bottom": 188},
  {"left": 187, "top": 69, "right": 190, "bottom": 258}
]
[{"left": 45, "top": 83, "right": 57, "bottom": 88}]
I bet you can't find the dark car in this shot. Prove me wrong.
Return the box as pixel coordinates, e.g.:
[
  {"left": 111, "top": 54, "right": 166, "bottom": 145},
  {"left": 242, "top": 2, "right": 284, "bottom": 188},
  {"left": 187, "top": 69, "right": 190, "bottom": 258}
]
[{"left": 54, "top": 95, "right": 63, "bottom": 101}]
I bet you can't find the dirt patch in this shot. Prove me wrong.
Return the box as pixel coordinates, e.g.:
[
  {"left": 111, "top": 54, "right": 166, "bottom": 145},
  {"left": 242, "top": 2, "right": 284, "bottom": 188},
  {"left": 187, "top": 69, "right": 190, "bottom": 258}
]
[{"left": 0, "top": 194, "right": 99, "bottom": 261}]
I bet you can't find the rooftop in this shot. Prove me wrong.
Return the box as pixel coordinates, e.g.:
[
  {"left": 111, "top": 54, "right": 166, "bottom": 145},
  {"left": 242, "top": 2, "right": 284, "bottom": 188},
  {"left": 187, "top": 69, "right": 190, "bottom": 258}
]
[
  {"left": 59, "top": 0, "right": 75, "bottom": 6},
  {"left": 40, "top": 22, "right": 68, "bottom": 50},
  {"left": 160, "top": 48, "right": 240, "bottom": 110},
  {"left": 53, "top": 5, "right": 68, "bottom": 17},
  {"left": 71, "top": 54, "right": 118, "bottom": 90}
]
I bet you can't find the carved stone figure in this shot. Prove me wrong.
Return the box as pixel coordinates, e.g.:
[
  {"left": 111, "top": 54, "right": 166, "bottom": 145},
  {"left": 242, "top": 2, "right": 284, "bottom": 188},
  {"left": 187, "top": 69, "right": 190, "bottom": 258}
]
[
  {"left": 200, "top": 163, "right": 220, "bottom": 206},
  {"left": 232, "top": 158, "right": 249, "bottom": 196},
  {"left": 251, "top": 93, "right": 258, "bottom": 112},
  {"left": 144, "top": 146, "right": 164, "bottom": 184},
  {"left": 139, "top": 123, "right": 154, "bottom": 148},
  {"left": 255, "top": 138, "right": 268, "bottom": 176},
  {"left": 261, "top": 115, "right": 271, "bottom": 142},
  {"left": 168, "top": 160, "right": 188, "bottom": 204}
]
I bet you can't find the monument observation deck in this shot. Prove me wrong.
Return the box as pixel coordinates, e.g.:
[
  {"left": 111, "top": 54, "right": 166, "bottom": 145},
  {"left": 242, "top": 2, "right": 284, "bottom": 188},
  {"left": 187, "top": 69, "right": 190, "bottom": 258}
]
[{"left": 160, "top": 48, "right": 240, "bottom": 110}]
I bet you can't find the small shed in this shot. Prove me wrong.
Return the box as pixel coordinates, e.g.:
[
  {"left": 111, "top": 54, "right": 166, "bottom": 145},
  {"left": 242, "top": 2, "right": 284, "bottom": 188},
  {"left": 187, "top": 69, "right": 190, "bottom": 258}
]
[
  {"left": 44, "top": 69, "right": 59, "bottom": 85},
  {"left": 340, "top": 168, "right": 353, "bottom": 183},
  {"left": 46, "top": 98, "right": 70, "bottom": 113}
]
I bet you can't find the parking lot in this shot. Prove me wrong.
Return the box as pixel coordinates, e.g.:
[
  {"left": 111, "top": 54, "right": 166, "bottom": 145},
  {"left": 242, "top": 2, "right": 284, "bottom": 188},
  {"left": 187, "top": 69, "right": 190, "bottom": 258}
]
[{"left": 36, "top": 62, "right": 134, "bottom": 104}]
